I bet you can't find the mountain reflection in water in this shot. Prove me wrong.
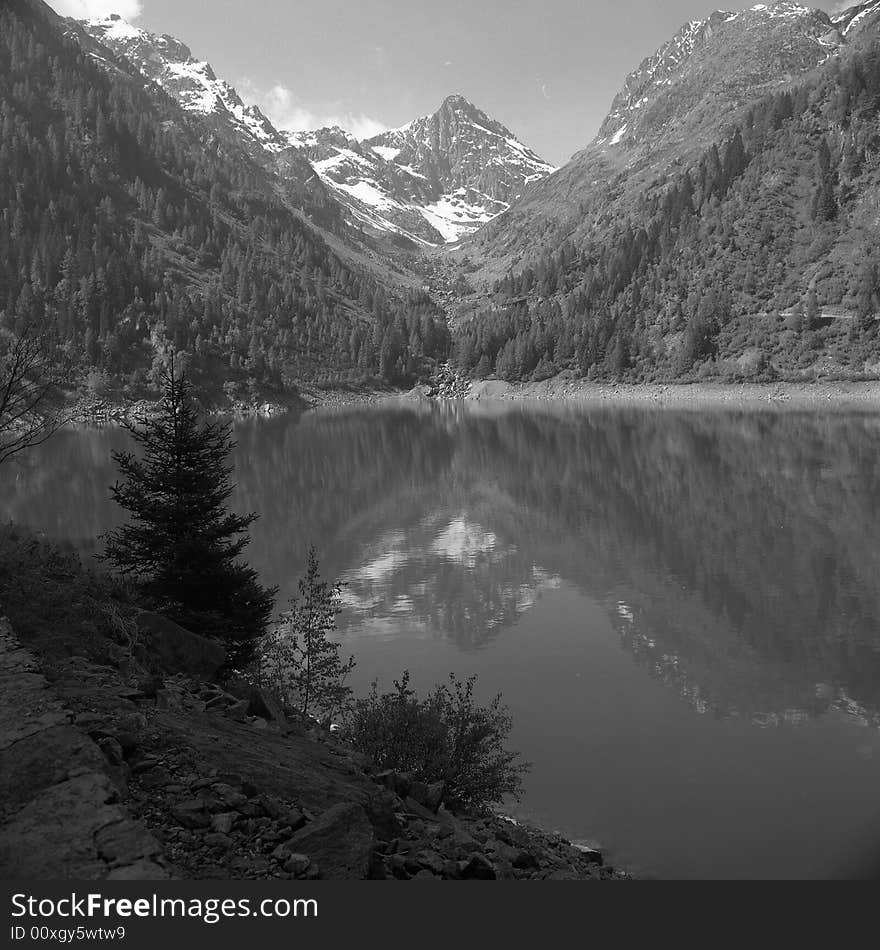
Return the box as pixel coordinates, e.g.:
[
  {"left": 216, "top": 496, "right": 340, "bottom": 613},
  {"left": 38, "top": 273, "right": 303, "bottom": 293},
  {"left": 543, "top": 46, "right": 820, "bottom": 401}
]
[{"left": 5, "top": 401, "right": 880, "bottom": 878}]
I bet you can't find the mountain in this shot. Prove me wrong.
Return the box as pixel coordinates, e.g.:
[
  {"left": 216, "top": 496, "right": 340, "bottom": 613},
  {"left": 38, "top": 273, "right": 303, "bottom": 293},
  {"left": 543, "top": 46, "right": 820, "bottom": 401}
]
[
  {"left": 471, "top": 1, "right": 853, "bottom": 266},
  {"left": 451, "top": 1, "right": 880, "bottom": 384},
  {"left": 76, "top": 18, "right": 554, "bottom": 247},
  {"left": 0, "top": 0, "right": 450, "bottom": 405},
  {"left": 595, "top": 3, "right": 840, "bottom": 157},
  {"left": 73, "top": 13, "right": 333, "bottom": 219},
  {"left": 289, "top": 96, "right": 555, "bottom": 246},
  {"left": 79, "top": 14, "right": 287, "bottom": 154}
]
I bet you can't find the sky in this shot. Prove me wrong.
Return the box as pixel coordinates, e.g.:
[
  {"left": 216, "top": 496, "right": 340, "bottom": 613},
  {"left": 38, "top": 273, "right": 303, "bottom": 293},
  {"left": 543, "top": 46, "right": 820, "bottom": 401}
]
[{"left": 51, "top": 0, "right": 849, "bottom": 165}]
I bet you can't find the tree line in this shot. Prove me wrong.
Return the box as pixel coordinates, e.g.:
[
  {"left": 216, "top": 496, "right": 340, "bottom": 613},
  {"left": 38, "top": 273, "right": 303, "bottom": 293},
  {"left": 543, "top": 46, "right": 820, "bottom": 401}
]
[
  {"left": 0, "top": 0, "right": 450, "bottom": 405},
  {"left": 453, "top": 40, "right": 880, "bottom": 383}
]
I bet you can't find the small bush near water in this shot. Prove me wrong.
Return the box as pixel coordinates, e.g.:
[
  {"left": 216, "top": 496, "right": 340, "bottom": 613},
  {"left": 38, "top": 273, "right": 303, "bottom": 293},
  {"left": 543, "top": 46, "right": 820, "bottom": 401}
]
[{"left": 344, "top": 671, "right": 530, "bottom": 813}]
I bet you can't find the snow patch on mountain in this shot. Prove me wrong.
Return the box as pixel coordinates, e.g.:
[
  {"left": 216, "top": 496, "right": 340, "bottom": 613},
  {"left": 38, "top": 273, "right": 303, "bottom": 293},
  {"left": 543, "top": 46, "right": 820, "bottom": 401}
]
[
  {"left": 832, "top": 0, "right": 880, "bottom": 35},
  {"left": 595, "top": 2, "right": 849, "bottom": 150},
  {"left": 287, "top": 96, "right": 555, "bottom": 245},
  {"left": 78, "top": 14, "right": 289, "bottom": 154},
  {"left": 76, "top": 19, "right": 555, "bottom": 245}
]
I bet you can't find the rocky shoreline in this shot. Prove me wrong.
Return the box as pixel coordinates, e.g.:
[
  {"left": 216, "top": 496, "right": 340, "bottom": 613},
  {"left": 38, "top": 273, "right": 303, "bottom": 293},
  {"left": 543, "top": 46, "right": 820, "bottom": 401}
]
[
  {"left": 459, "top": 376, "right": 880, "bottom": 409},
  {"left": 65, "top": 382, "right": 401, "bottom": 425},
  {"left": 307, "top": 375, "right": 880, "bottom": 413},
  {"left": 67, "top": 394, "right": 299, "bottom": 426},
  {"left": 61, "top": 375, "right": 880, "bottom": 427},
  {"left": 0, "top": 602, "right": 627, "bottom": 881}
]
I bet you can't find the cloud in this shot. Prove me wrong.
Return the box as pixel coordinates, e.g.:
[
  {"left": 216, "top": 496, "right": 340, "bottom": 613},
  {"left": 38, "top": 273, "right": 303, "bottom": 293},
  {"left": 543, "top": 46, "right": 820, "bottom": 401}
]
[
  {"left": 239, "top": 80, "right": 388, "bottom": 139},
  {"left": 50, "top": 0, "right": 143, "bottom": 18}
]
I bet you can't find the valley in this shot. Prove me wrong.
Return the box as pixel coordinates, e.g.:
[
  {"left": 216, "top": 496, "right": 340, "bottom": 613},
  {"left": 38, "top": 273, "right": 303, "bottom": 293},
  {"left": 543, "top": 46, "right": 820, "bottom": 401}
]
[{"left": 5, "top": 0, "right": 880, "bottom": 406}]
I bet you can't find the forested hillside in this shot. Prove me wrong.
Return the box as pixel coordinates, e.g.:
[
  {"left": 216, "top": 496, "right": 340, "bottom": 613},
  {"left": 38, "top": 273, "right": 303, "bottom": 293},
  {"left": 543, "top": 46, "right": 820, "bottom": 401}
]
[
  {"left": 0, "top": 0, "right": 449, "bottom": 403},
  {"left": 453, "top": 5, "right": 880, "bottom": 383}
]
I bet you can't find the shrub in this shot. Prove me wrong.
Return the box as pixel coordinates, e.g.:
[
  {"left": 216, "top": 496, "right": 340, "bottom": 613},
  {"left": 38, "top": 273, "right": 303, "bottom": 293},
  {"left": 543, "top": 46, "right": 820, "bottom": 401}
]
[{"left": 344, "top": 671, "right": 530, "bottom": 812}]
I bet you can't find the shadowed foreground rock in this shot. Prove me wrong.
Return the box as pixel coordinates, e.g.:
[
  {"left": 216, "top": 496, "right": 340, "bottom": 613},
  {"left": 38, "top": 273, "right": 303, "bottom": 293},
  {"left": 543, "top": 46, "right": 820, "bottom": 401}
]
[
  {"left": 0, "top": 619, "right": 167, "bottom": 879},
  {"left": 0, "top": 604, "right": 629, "bottom": 881},
  {"left": 285, "top": 802, "right": 374, "bottom": 879}
]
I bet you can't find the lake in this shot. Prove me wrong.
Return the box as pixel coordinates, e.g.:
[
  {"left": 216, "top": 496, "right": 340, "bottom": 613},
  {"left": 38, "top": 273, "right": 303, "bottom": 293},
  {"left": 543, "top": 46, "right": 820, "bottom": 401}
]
[{"left": 4, "top": 400, "right": 880, "bottom": 879}]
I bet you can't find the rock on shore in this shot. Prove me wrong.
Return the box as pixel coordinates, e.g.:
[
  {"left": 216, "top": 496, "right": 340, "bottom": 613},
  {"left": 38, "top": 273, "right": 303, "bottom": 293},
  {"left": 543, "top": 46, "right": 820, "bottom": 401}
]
[{"left": 0, "top": 608, "right": 628, "bottom": 881}]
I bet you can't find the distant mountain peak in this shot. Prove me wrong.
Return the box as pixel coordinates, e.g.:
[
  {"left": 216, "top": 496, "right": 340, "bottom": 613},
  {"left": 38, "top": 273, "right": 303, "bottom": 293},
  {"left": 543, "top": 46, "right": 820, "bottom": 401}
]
[
  {"left": 74, "top": 17, "right": 555, "bottom": 246},
  {"left": 595, "top": 1, "right": 840, "bottom": 152},
  {"left": 77, "top": 14, "right": 289, "bottom": 154},
  {"left": 832, "top": 0, "right": 880, "bottom": 35},
  {"left": 285, "top": 94, "right": 555, "bottom": 245},
  {"left": 442, "top": 92, "right": 473, "bottom": 107}
]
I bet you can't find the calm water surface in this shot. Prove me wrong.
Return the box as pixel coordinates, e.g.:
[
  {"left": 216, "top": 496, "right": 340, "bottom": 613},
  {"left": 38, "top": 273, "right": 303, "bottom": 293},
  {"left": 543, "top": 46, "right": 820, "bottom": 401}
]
[{"left": 4, "top": 401, "right": 880, "bottom": 879}]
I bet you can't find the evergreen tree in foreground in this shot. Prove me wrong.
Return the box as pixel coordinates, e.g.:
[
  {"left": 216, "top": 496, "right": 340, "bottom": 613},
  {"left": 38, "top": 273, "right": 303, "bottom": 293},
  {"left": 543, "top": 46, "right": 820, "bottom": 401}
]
[{"left": 102, "top": 366, "right": 276, "bottom": 664}]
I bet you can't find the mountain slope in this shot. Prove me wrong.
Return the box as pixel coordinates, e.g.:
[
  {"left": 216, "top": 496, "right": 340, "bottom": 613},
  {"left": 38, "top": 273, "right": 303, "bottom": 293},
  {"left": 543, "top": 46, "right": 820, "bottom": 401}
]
[
  {"left": 277, "top": 96, "right": 555, "bottom": 246},
  {"left": 79, "top": 14, "right": 287, "bottom": 154},
  {"left": 451, "top": 1, "right": 880, "bottom": 384},
  {"left": 76, "top": 17, "right": 554, "bottom": 248},
  {"left": 73, "top": 13, "right": 332, "bottom": 222},
  {"left": 596, "top": 3, "right": 840, "bottom": 156},
  {"left": 347, "top": 95, "right": 555, "bottom": 245},
  {"left": 471, "top": 1, "right": 850, "bottom": 271},
  {"left": 0, "top": 0, "right": 450, "bottom": 403}
]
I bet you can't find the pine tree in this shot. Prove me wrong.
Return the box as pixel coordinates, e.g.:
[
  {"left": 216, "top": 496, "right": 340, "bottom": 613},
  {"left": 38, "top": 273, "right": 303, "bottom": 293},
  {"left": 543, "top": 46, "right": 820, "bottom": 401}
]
[
  {"left": 258, "top": 546, "right": 355, "bottom": 721},
  {"left": 102, "top": 365, "right": 276, "bottom": 664}
]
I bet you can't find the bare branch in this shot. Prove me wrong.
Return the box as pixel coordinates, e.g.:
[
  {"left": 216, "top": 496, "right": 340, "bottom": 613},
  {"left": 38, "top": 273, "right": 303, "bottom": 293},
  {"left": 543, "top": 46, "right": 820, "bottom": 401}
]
[{"left": 0, "top": 325, "right": 72, "bottom": 466}]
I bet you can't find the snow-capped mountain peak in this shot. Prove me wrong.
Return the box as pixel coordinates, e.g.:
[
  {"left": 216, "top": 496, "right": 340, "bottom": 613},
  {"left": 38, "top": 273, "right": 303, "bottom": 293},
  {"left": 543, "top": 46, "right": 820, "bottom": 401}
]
[
  {"left": 832, "top": 0, "right": 880, "bottom": 36},
  {"left": 286, "top": 94, "right": 556, "bottom": 245},
  {"left": 74, "top": 18, "right": 555, "bottom": 246},
  {"left": 595, "top": 2, "right": 843, "bottom": 153},
  {"left": 78, "top": 14, "right": 288, "bottom": 154}
]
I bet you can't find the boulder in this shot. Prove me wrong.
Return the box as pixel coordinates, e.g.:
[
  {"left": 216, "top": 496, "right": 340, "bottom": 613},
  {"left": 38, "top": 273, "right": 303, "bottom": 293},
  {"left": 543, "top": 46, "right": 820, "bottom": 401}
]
[
  {"left": 210, "top": 783, "right": 248, "bottom": 810},
  {"left": 204, "top": 832, "right": 232, "bottom": 850},
  {"left": 460, "top": 853, "right": 497, "bottom": 880},
  {"left": 414, "top": 850, "right": 446, "bottom": 875},
  {"left": 225, "top": 680, "right": 291, "bottom": 728},
  {"left": 282, "top": 853, "right": 311, "bottom": 876},
  {"left": 387, "top": 854, "right": 410, "bottom": 879},
  {"left": 409, "top": 780, "right": 444, "bottom": 812},
  {"left": 170, "top": 799, "right": 210, "bottom": 829},
  {"left": 360, "top": 788, "right": 401, "bottom": 841},
  {"left": 96, "top": 736, "right": 124, "bottom": 769},
  {"left": 572, "top": 842, "right": 603, "bottom": 866},
  {"left": 135, "top": 612, "right": 226, "bottom": 679},
  {"left": 226, "top": 700, "right": 249, "bottom": 722},
  {"left": 512, "top": 849, "right": 540, "bottom": 870},
  {"left": 210, "top": 812, "right": 236, "bottom": 835},
  {"left": 403, "top": 796, "right": 437, "bottom": 821},
  {"left": 374, "top": 769, "right": 412, "bottom": 799},
  {"left": 285, "top": 802, "right": 375, "bottom": 879}
]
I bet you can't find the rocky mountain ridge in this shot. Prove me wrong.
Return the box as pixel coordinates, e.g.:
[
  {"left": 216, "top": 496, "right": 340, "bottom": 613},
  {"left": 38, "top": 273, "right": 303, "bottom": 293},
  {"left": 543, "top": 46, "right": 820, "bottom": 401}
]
[
  {"left": 290, "top": 96, "right": 556, "bottom": 245},
  {"left": 470, "top": 1, "right": 880, "bottom": 262},
  {"left": 78, "top": 14, "right": 289, "bottom": 155},
  {"left": 595, "top": 2, "right": 857, "bottom": 158},
  {"left": 75, "top": 16, "right": 555, "bottom": 247},
  {"left": 447, "top": 0, "right": 880, "bottom": 385}
]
